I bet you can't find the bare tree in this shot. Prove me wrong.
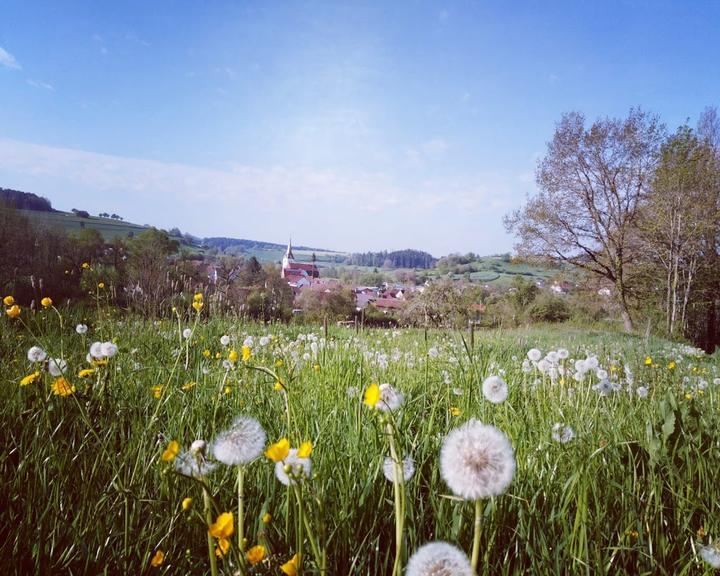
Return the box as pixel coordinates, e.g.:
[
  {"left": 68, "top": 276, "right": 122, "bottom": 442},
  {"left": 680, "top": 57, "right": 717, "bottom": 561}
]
[{"left": 505, "top": 108, "right": 665, "bottom": 331}]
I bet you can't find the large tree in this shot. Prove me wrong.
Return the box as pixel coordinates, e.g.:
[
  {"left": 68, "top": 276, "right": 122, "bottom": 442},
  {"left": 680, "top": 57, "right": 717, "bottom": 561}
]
[{"left": 505, "top": 108, "right": 665, "bottom": 331}]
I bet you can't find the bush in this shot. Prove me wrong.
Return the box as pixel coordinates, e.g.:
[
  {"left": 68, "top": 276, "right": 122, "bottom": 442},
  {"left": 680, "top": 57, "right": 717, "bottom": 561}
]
[{"left": 528, "top": 293, "right": 571, "bottom": 322}]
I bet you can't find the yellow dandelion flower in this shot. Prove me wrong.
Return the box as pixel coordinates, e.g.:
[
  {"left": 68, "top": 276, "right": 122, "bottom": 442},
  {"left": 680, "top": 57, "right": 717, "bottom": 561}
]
[
  {"left": 265, "top": 438, "right": 290, "bottom": 462},
  {"left": 241, "top": 345, "right": 251, "bottom": 362},
  {"left": 313, "top": 363, "right": 321, "bottom": 372},
  {"left": 667, "top": 361, "right": 676, "bottom": 370},
  {"left": 363, "top": 383, "right": 380, "bottom": 407},
  {"left": 275, "top": 358, "right": 284, "bottom": 367},
  {"left": 202, "top": 349, "right": 211, "bottom": 358},
  {"left": 81, "top": 262, "right": 90, "bottom": 269},
  {"left": 297, "top": 441, "right": 313, "bottom": 458},
  {"left": 262, "top": 512, "right": 272, "bottom": 524},
  {"left": 6, "top": 304, "right": 21, "bottom": 318},
  {"left": 246, "top": 544, "right": 266, "bottom": 566},
  {"left": 3, "top": 295, "right": 15, "bottom": 306},
  {"left": 20, "top": 371, "right": 41, "bottom": 386},
  {"left": 215, "top": 352, "right": 222, "bottom": 359},
  {"left": 223, "top": 385, "right": 232, "bottom": 395},
  {"left": 685, "top": 392, "right": 693, "bottom": 400},
  {"left": 228, "top": 349, "right": 239, "bottom": 363},
  {"left": 78, "top": 368, "right": 95, "bottom": 378},
  {"left": 182, "top": 381, "right": 196, "bottom": 391},
  {"left": 193, "top": 293, "right": 203, "bottom": 302},
  {"left": 51, "top": 377, "right": 76, "bottom": 397},
  {"left": 150, "top": 550, "right": 165, "bottom": 567},
  {"left": 192, "top": 301, "right": 203, "bottom": 312},
  {"left": 152, "top": 385, "right": 163, "bottom": 398},
  {"left": 41, "top": 297, "right": 53, "bottom": 308},
  {"left": 215, "top": 537, "right": 230, "bottom": 558},
  {"left": 280, "top": 554, "right": 299, "bottom": 576},
  {"left": 162, "top": 440, "right": 180, "bottom": 462},
  {"left": 181, "top": 497, "right": 192, "bottom": 511},
  {"left": 644, "top": 356, "right": 652, "bottom": 366},
  {"left": 449, "top": 406, "right": 462, "bottom": 417},
  {"left": 208, "top": 512, "right": 234, "bottom": 540},
  {"left": 98, "top": 282, "right": 105, "bottom": 289}
]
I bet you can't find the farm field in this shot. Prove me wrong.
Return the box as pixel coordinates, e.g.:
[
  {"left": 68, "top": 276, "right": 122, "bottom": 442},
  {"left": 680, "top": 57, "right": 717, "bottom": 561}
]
[{"left": 2, "top": 301, "right": 719, "bottom": 575}]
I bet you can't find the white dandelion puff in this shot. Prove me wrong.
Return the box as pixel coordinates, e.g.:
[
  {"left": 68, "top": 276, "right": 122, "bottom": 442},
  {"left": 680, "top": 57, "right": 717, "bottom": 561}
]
[
  {"left": 557, "top": 348, "right": 569, "bottom": 360},
  {"left": 182, "top": 328, "right": 192, "bottom": 340},
  {"left": 406, "top": 541, "right": 474, "bottom": 576},
  {"left": 211, "top": 416, "right": 266, "bottom": 466},
  {"left": 636, "top": 386, "right": 649, "bottom": 398},
  {"left": 48, "top": 358, "right": 67, "bottom": 377},
  {"left": 551, "top": 423, "right": 575, "bottom": 443},
  {"left": 259, "top": 335, "right": 270, "bottom": 347},
  {"left": 90, "top": 341, "right": 104, "bottom": 359},
  {"left": 527, "top": 348, "right": 542, "bottom": 362},
  {"left": 596, "top": 369, "right": 608, "bottom": 380},
  {"left": 482, "top": 375, "right": 508, "bottom": 404},
  {"left": 377, "top": 383, "right": 404, "bottom": 412},
  {"left": 100, "top": 341, "right": 118, "bottom": 358},
  {"left": 700, "top": 544, "right": 720, "bottom": 568},
  {"left": 175, "top": 448, "right": 216, "bottom": 478},
  {"left": 382, "top": 456, "right": 415, "bottom": 483},
  {"left": 27, "top": 346, "right": 47, "bottom": 363},
  {"left": 220, "top": 335, "right": 230, "bottom": 346},
  {"left": 75, "top": 324, "right": 88, "bottom": 335},
  {"left": 274, "top": 449, "right": 311, "bottom": 486},
  {"left": 440, "top": 419, "right": 515, "bottom": 500}
]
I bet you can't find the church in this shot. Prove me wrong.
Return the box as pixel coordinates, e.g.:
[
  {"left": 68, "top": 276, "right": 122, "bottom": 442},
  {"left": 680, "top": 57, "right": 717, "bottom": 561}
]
[{"left": 281, "top": 239, "right": 319, "bottom": 288}]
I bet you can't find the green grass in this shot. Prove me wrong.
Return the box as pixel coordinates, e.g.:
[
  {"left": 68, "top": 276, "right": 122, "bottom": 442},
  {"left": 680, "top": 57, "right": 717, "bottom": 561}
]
[
  {"left": 1, "top": 305, "right": 719, "bottom": 575},
  {"left": 19, "top": 209, "right": 152, "bottom": 241}
]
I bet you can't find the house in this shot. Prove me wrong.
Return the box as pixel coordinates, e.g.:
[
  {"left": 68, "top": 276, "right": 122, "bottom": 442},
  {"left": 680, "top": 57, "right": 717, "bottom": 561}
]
[{"left": 281, "top": 239, "right": 319, "bottom": 289}]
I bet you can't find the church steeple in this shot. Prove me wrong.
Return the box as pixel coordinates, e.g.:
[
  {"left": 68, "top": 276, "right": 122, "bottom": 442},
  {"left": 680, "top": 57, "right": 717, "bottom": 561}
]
[
  {"left": 285, "top": 237, "right": 295, "bottom": 261},
  {"left": 281, "top": 237, "right": 295, "bottom": 278}
]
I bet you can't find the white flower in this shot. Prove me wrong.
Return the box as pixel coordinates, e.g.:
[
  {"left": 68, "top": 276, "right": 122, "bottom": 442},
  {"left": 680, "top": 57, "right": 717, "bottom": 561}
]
[
  {"left": 212, "top": 416, "right": 266, "bottom": 466},
  {"left": 546, "top": 351, "right": 558, "bottom": 364},
  {"left": 557, "top": 348, "right": 569, "bottom": 360},
  {"left": 48, "top": 358, "right": 67, "bottom": 377},
  {"left": 527, "top": 348, "right": 542, "bottom": 362},
  {"left": 182, "top": 328, "right": 192, "bottom": 340},
  {"left": 700, "top": 544, "right": 720, "bottom": 568},
  {"left": 377, "top": 383, "right": 404, "bottom": 412},
  {"left": 585, "top": 356, "right": 599, "bottom": 370},
  {"left": 440, "top": 419, "right": 515, "bottom": 500},
  {"left": 243, "top": 336, "right": 254, "bottom": 348},
  {"left": 259, "top": 336, "right": 270, "bottom": 347},
  {"left": 220, "top": 335, "right": 230, "bottom": 346},
  {"left": 190, "top": 439, "right": 206, "bottom": 454},
  {"left": 537, "top": 359, "right": 550, "bottom": 373},
  {"left": 222, "top": 360, "right": 234, "bottom": 371},
  {"left": 27, "top": 346, "right": 47, "bottom": 363},
  {"left": 274, "top": 449, "right": 311, "bottom": 486},
  {"left": 406, "top": 541, "right": 474, "bottom": 576},
  {"left": 596, "top": 369, "right": 608, "bottom": 380},
  {"left": 428, "top": 347, "right": 439, "bottom": 359},
  {"left": 75, "top": 324, "right": 88, "bottom": 335},
  {"left": 100, "top": 342, "right": 118, "bottom": 358},
  {"left": 551, "top": 423, "right": 575, "bottom": 443},
  {"left": 383, "top": 456, "right": 415, "bottom": 483},
  {"left": 90, "top": 341, "right": 104, "bottom": 358},
  {"left": 482, "top": 375, "right": 508, "bottom": 404},
  {"left": 636, "top": 386, "right": 649, "bottom": 398},
  {"left": 175, "top": 448, "right": 216, "bottom": 478},
  {"left": 521, "top": 359, "right": 533, "bottom": 374},
  {"left": 713, "top": 378, "right": 720, "bottom": 386},
  {"left": 592, "top": 379, "right": 614, "bottom": 396},
  {"left": 452, "top": 387, "right": 464, "bottom": 396}
]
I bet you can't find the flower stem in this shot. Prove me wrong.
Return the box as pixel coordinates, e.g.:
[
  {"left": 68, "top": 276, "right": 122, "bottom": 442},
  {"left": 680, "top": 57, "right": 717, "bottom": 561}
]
[
  {"left": 203, "top": 486, "right": 218, "bottom": 576},
  {"left": 386, "top": 422, "right": 404, "bottom": 576},
  {"left": 471, "top": 498, "right": 482, "bottom": 572},
  {"left": 237, "top": 466, "right": 245, "bottom": 554}
]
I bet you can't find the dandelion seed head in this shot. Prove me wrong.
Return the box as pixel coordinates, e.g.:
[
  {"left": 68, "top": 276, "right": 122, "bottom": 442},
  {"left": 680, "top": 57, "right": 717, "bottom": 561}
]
[
  {"left": 48, "top": 358, "right": 67, "bottom": 377},
  {"left": 482, "top": 375, "right": 508, "bottom": 404},
  {"left": 406, "top": 541, "right": 474, "bottom": 576},
  {"left": 551, "top": 423, "right": 575, "bottom": 443},
  {"left": 383, "top": 456, "right": 415, "bottom": 483},
  {"left": 75, "top": 324, "right": 88, "bottom": 335},
  {"left": 27, "top": 346, "right": 47, "bottom": 363},
  {"left": 220, "top": 335, "right": 230, "bottom": 346},
  {"left": 174, "top": 450, "right": 217, "bottom": 478},
  {"left": 527, "top": 348, "right": 542, "bottom": 362},
  {"left": 211, "top": 416, "right": 266, "bottom": 466},
  {"left": 440, "top": 419, "right": 515, "bottom": 500},
  {"left": 636, "top": 386, "right": 649, "bottom": 398},
  {"left": 100, "top": 342, "right": 118, "bottom": 358},
  {"left": 700, "top": 544, "right": 720, "bottom": 568},
  {"left": 376, "top": 383, "right": 404, "bottom": 412},
  {"left": 182, "top": 328, "right": 192, "bottom": 340},
  {"left": 274, "top": 449, "right": 311, "bottom": 486}
]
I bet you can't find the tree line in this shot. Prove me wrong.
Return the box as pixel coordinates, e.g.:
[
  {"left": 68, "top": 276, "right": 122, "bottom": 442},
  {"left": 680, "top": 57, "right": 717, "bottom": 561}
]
[{"left": 506, "top": 106, "right": 720, "bottom": 350}]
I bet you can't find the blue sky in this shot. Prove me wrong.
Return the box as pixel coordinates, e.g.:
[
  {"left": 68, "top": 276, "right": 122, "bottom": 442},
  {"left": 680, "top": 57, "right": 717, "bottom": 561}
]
[{"left": 1, "top": 1, "right": 718, "bottom": 255}]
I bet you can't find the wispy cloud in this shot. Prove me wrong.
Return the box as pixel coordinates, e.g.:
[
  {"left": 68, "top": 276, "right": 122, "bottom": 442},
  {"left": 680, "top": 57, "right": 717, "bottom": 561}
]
[
  {"left": 0, "top": 46, "right": 21, "bottom": 70},
  {"left": 26, "top": 79, "right": 55, "bottom": 91},
  {"left": 125, "top": 33, "right": 150, "bottom": 47}
]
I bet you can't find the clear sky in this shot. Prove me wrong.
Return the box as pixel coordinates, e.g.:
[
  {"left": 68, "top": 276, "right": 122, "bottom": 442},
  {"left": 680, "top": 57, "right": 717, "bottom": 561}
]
[{"left": 1, "top": 1, "right": 718, "bottom": 256}]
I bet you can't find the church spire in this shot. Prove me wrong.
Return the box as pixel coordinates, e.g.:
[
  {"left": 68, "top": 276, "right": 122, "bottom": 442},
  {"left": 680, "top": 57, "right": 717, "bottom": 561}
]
[{"left": 285, "top": 237, "right": 294, "bottom": 261}]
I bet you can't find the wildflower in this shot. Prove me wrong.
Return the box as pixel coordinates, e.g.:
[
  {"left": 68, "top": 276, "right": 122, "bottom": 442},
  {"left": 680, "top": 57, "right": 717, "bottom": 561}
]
[
  {"left": 3, "top": 295, "right": 14, "bottom": 306},
  {"left": 152, "top": 385, "right": 163, "bottom": 398},
  {"left": 440, "top": 419, "right": 515, "bottom": 500},
  {"left": 644, "top": 356, "right": 652, "bottom": 366},
  {"left": 182, "top": 381, "right": 196, "bottom": 391},
  {"left": 449, "top": 406, "right": 462, "bottom": 417},
  {"left": 6, "top": 304, "right": 21, "bottom": 318},
  {"left": 20, "top": 371, "right": 41, "bottom": 386},
  {"left": 101, "top": 342, "right": 118, "bottom": 358},
  {"left": 280, "top": 554, "right": 299, "bottom": 576},
  {"left": 364, "top": 383, "right": 381, "bottom": 407},
  {"left": 181, "top": 497, "right": 192, "bottom": 511},
  {"left": 275, "top": 358, "right": 284, "bottom": 367},
  {"left": 551, "top": 423, "right": 575, "bottom": 443},
  {"left": 383, "top": 456, "right": 415, "bottom": 482},
  {"left": 27, "top": 346, "right": 47, "bottom": 363},
  {"left": 202, "top": 349, "right": 211, "bottom": 358},
  {"left": 636, "top": 386, "right": 649, "bottom": 398},
  {"left": 228, "top": 349, "right": 239, "bottom": 363},
  {"left": 527, "top": 348, "right": 542, "bottom": 362},
  {"left": 81, "top": 262, "right": 90, "bottom": 269},
  {"left": 428, "top": 346, "right": 439, "bottom": 358},
  {"left": 596, "top": 369, "right": 608, "bottom": 380},
  {"left": 592, "top": 379, "right": 614, "bottom": 396},
  {"left": 40, "top": 297, "right": 53, "bottom": 308},
  {"left": 220, "top": 335, "right": 230, "bottom": 346},
  {"left": 182, "top": 328, "right": 192, "bottom": 340},
  {"left": 174, "top": 448, "right": 216, "bottom": 478},
  {"left": 162, "top": 440, "right": 180, "bottom": 462},
  {"left": 260, "top": 336, "right": 270, "bottom": 346},
  {"left": 265, "top": 438, "right": 290, "bottom": 462},
  {"left": 78, "top": 368, "right": 95, "bottom": 378},
  {"left": 297, "top": 441, "right": 313, "bottom": 458},
  {"left": 313, "top": 363, "right": 321, "bottom": 372},
  {"left": 262, "top": 512, "right": 272, "bottom": 524},
  {"left": 98, "top": 282, "right": 105, "bottom": 289},
  {"left": 700, "top": 543, "right": 720, "bottom": 568},
  {"left": 76, "top": 323, "right": 88, "bottom": 334},
  {"left": 482, "top": 375, "right": 508, "bottom": 404},
  {"left": 376, "top": 383, "right": 404, "bottom": 412},
  {"left": 150, "top": 550, "right": 165, "bottom": 567},
  {"left": 193, "top": 292, "right": 203, "bottom": 302},
  {"left": 223, "top": 385, "right": 232, "bottom": 394},
  {"left": 698, "top": 526, "right": 707, "bottom": 539},
  {"left": 246, "top": 544, "right": 266, "bottom": 565},
  {"left": 212, "top": 416, "right": 267, "bottom": 466},
  {"left": 215, "top": 537, "right": 230, "bottom": 557},
  {"left": 192, "top": 300, "right": 203, "bottom": 312},
  {"left": 274, "top": 449, "right": 312, "bottom": 486},
  {"left": 406, "top": 541, "right": 474, "bottom": 576},
  {"left": 48, "top": 358, "right": 68, "bottom": 377},
  {"left": 242, "top": 345, "right": 251, "bottom": 362},
  {"left": 51, "top": 377, "right": 76, "bottom": 397},
  {"left": 557, "top": 348, "right": 569, "bottom": 360},
  {"left": 667, "top": 361, "right": 676, "bottom": 370},
  {"left": 208, "top": 512, "right": 234, "bottom": 539}
]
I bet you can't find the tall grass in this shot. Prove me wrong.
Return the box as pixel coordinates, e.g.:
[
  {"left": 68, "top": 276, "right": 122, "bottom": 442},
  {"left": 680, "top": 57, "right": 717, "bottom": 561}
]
[{"left": 1, "top": 304, "right": 718, "bottom": 574}]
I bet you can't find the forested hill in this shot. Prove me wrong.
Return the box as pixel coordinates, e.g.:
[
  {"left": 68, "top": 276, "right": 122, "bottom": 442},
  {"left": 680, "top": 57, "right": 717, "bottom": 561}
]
[
  {"left": 0, "top": 188, "right": 55, "bottom": 211},
  {"left": 203, "top": 237, "right": 331, "bottom": 252},
  {"left": 345, "top": 249, "right": 436, "bottom": 269}
]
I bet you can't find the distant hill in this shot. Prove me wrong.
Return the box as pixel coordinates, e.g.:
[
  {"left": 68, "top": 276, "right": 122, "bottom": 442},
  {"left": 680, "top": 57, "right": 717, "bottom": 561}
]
[
  {"left": 0, "top": 188, "right": 55, "bottom": 211},
  {"left": 203, "top": 237, "right": 332, "bottom": 253}
]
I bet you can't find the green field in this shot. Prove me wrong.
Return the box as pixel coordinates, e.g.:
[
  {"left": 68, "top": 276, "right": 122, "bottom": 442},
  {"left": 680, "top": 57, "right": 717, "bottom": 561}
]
[
  {"left": 18, "top": 208, "right": 152, "bottom": 241},
  {"left": 2, "top": 300, "right": 719, "bottom": 574}
]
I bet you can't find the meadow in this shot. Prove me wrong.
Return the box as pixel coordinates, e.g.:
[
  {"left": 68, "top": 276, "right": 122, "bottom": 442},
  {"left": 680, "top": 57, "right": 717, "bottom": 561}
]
[{"left": 2, "top": 296, "right": 720, "bottom": 575}]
